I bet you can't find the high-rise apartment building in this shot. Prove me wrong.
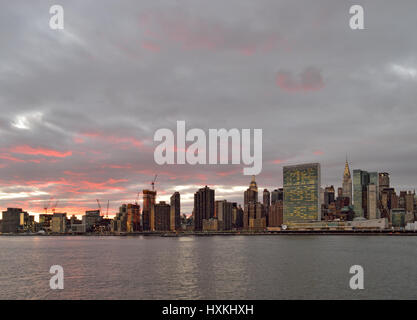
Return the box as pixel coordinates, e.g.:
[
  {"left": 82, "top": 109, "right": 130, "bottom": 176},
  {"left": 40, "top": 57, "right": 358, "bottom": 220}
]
[
  {"left": 154, "top": 201, "right": 171, "bottom": 231},
  {"left": 193, "top": 186, "right": 215, "bottom": 231},
  {"left": 263, "top": 189, "right": 270, "bottom": 224},
  {"left": 271, "top": 188, "right": 283, "bottom": 204},
  {"left": 215, "top": 200, "right": 233, "bottom": 231},
  {"left": 243, "top": 202, "right": 266, "bottom": 231},
  {"left": 378, "top": 172, "right": 390, "bottom": 195},
  {"left": 170, "top": 192, "right": 181, "bottom": 231},
  {"left": 231, "top": 203, "right": 244, "bottom": 229},
  {"left": 118, "top": 203, "right": 141, "bottom": 232},
  {"left": 263, "top": 189, "right": 270, "bottom": 207},
  {"left": 269, "top": 200, "right": 283, "bottom": 227},
  {"left": 324, "top": 186, "right": 335, "bottom": 206},
  {"left": 142, "top": 189, "right": 156, "bottom": 231}
]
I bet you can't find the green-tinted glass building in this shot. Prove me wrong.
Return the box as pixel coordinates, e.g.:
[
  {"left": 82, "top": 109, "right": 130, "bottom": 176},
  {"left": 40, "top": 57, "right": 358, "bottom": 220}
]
[
  {"left": 353, "top": 170, "right": 379, "bottom": 219},
  {"left": 353, "top": 170, "right": 369, "bottom": 218},
  {"left": 283, "top": 163, "right": 321, "bottom": 224}
]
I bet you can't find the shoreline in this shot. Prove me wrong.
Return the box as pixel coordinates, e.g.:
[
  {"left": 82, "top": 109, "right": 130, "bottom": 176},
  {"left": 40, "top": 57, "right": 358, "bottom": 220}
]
[{"left": 1, "top": 230, "right": 417, "bottom": 237}]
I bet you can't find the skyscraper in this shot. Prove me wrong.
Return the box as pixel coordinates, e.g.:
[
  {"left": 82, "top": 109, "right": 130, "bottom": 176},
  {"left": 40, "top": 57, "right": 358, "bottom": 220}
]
[
  {"left": 193, "top": 186, "right": 215, "bottom": 231},
  {"left": 263, "top": 189, "right": 270, "bottom": 224},
  {"left": 243, "top": 202, "right": 266, "bottom": 231},
  {"left": 154, "top": 201, "right": 171, "bottom": 231},
  {"left": 232, "top": 203, "right": 244, "bottom": 229},
  {"left": 378, "top": 172, "right": 390, "bottom": 195},
  {"left": 263, "top": 189, "right": 270, "bottom": 207},
  {"left": 342, "top": 158, "right": 352, "bottom": 204},
  {"left": 170, "top": 192, "right": 181, "bottom": 231},
  {"left": 142, "top": 189, "right": 156, "bottom": 231},
  {"left": 244, "top": 175, "right": 258, "bottom": 206},
  {"left": 353, "top": 170, "right": 379, "bottom": 219},
  {"left": 283, "top": 163, "right": 321, "bottom": 224},
  {"left": 215, "top": 200, "right": 233, "bottom": 231},
  {"left": 353, "top": 170, "right": 369, "bottom": 219},
  {"left": 324, "top": 186, "right": 335, "bottom": 206},
  {"left": 268, "top": 200, "right": 283, "bottom": 227},
  {"left": 271, "top": 188, "right": 283, "bottom": 204},
  {"left": 243, "top": 176, "right": 266, "bottom": 230},
  {"left": 126, "top": 203, "right": 141, "bottom": 232},
  {"left": 115, "top": 203, "right": 141, "bottom": 233}
]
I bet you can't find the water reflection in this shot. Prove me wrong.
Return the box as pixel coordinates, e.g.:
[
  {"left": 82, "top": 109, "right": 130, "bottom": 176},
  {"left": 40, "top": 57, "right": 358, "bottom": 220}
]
[{"left": 0, "top": 235, "right": 417, "bottom": 299}]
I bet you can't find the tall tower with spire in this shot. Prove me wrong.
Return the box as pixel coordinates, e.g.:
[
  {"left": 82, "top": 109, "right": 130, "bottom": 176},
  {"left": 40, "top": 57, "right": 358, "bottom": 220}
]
[
  {"left": 244, "top": 175, "right": 258, "bottom": 206},
  {"left": 342, "top": 157, "right": 352, "bottom": 204}
]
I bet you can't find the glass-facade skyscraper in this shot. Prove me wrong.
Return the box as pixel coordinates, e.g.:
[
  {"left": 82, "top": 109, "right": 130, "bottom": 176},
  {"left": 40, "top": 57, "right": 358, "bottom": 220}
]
[
  {"left": 283, "top": 163, "right": 321, "bottom": 224},
  {"left": 353, "top": 170, "right": 379, "bottom": 219}
]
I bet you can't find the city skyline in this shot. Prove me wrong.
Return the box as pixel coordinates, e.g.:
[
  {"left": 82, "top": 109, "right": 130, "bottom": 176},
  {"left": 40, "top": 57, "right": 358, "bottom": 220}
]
[
  {"left": 1, "top": 1, "right": 417, "bottom": 218},
  {"left": 1, "top": 158, "right": 416, "bottom": 221}
]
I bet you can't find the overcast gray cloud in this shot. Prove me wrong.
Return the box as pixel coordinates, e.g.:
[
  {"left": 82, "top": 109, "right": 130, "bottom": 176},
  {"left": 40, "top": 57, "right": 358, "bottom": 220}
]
[{"left": 1, "top": 0, "right": 417, "bottom": 216}]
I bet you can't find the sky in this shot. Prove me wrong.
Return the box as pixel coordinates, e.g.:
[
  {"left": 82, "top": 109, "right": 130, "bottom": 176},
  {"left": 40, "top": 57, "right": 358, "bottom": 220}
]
[{"left": 1, "top": 0, "right": 417, "bottom": 218}]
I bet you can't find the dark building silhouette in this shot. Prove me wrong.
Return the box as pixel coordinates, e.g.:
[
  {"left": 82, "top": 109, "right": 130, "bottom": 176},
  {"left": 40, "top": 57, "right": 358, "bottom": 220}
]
[
  {"left": 170, "top": 192, "right": 181, "bottom": 231},
  {"left": 269, "top": 200, "right": 283, "bottom": 227},
  {"left": 263, "top": 189, "right": 270, "bottom": 224},
  {"left": 271, "top": 188, "right": 283, "bottom": 204},
  {"left": 154, "top": 201, "right": 171, "bottom": 231},
  {"left": 232, "top": 203, "right": 244, "bottom": 229},
  {"left": 378, "top": 172, "right": 390, "bottom": 195},
  {"left": 324, "top": 186, "right": 335, "bottom": 206},
  {"left": 215, "top": 200, "right": 233, "bottom": 231},
  {"left": 1, "top": 208, "right": 29, "bottom": 233},
  {"left": 193, "top": 186, "right": 215, "bottom": 231}
]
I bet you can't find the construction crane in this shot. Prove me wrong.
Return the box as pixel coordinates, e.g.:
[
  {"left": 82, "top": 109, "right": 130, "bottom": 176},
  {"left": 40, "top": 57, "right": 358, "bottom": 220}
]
[
  {"left": 96, "top": 199, "right": 102, "bottom": 215},
  {"left": 135, "top": 191, "right": 141, "bottom": 205},
  {"left": 51, "top": 200, "right": 59, "bottom": 214},
  {"left": 43, "top": 197, "right": 53, "bottom": 214},
  {"left": 151, "top": 174, "right": 158, "bottom": 191},
  {"left": 106, "top": 200, "right": 109, "bottom": 218}
]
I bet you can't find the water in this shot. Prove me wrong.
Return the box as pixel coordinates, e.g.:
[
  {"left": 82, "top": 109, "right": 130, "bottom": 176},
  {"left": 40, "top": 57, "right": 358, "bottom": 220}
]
[{"left": 0, "top": 235, "right": 416, "bottom": 300}]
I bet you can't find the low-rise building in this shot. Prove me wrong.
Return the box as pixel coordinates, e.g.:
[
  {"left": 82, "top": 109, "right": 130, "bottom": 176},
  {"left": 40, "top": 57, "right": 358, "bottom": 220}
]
[
  {"left": 202, "top": 218, "right": 219, "bottom": 231},
  {"left": 51, "top": 213, "right": 67, "bottom": 233},
  {"left": 1, "top": 208, "right": 31, "bottom": 233}
]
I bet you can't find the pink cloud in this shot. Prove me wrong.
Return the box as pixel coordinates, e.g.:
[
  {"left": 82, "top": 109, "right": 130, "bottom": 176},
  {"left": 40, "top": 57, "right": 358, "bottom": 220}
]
[
  {"left": 313, "top": 150, "right": 324, "bottom": 155},
  {"left": 216, "top": 170, "right": 238, "bottom": 177},
  {"left": 272, "top": 159, "right": 285, "bottom": 164},
  {"left": 142, "top": 40, "right": 161, "bottom": 52},
  {"left": 139, "top": 11, "right": 286, "bottom": 55},
  {"left": 0, "top": 153, "right": 25, "bottom": 162},
  {"left": 9, "top": 145, "right": 72, "bottom": 158},
  {"left": 276, "top": 67, "right": 324, "bottom": 92},
  {"left": 81, "top": 132, "right": 144, "bottom": 149}
]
